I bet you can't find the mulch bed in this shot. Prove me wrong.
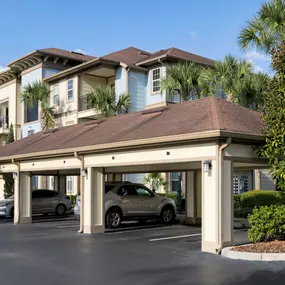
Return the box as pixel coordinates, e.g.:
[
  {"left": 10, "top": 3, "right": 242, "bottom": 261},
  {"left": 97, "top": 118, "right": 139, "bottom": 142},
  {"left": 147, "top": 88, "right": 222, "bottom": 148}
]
[{"left": 232, "top": 240, "right": 285, "bottom": 253}]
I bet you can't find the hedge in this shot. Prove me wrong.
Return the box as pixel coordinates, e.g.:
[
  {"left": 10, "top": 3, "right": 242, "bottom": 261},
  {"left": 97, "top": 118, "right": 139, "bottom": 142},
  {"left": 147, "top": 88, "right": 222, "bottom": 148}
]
[
  {"left": 234, "top": 190, "right": 285, "bottom": 218},
  {"left": 248, "top": 205, "right": 285, "bottom": 242}
]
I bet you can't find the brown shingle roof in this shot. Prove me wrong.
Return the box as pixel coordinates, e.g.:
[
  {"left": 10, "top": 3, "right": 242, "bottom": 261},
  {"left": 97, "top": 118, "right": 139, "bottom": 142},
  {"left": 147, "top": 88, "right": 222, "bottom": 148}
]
[
  {"left": 0, "top": 97, "right": 263, "bottom": 161},
  {"left": 102, "top": 47, "right": 151, "bottom": 66},
  {"left": 136, "top": 47, "right": 215, "bottom": 66},
  {"left": 39, "top": 48, "right": 95, "bottom": 62}
]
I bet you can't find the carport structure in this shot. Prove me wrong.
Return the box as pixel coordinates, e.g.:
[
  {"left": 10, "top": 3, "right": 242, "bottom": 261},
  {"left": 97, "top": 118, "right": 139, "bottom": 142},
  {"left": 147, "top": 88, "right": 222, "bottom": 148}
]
[{"left": 0, "top": 97, "right": 268, "bottom": 254}]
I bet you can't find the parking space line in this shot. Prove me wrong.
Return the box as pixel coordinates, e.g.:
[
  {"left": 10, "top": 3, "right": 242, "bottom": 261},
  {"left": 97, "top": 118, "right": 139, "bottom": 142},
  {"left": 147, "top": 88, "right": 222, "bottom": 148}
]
[
  {"left": 57, "top": 225, "right": 79, "bottom": 229},
  {"left": 149, "top": 233, "right": 201, "bottom": 242}
]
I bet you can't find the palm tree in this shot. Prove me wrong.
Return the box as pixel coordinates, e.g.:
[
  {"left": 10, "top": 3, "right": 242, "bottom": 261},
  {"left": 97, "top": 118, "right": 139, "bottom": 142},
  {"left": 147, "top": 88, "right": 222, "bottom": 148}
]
[
  {"left": 160, "top": 61, "right": 204, "bottom": 101},
  {"left": 144, "top": 173, "right": 168, "bottom": 192},
  {"left": 238, "top": 0, "right": 285, "bottom": 53},
  {"left": 86, "top": 85, "right": 131, "bottom": 118},
  {"left": 235, "top": 72, "right": 271, "bottom": 111},
  {"left": 200, "top": 55, "right": 254, "bottom": 103},
  {"left": 21, "top": 81, "right": 56, "bottom": 130}
]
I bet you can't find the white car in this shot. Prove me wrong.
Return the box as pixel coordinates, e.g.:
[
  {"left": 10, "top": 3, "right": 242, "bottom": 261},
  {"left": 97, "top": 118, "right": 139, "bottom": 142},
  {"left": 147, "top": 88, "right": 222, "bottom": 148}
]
[
  {"left": 74, "top": 182, "right": 176, "bottom": 228},
  {"left": 0, "top": 189, "right": 72, "bottom": 218}
]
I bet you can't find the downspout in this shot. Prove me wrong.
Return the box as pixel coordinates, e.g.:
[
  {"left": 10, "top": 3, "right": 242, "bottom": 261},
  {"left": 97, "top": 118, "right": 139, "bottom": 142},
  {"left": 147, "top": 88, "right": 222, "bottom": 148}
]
[
  {"left": 217, "top": 137, "right": 232, "bottom": 254},
  {"left": 11, "top": 159, "right": 20, "bottom": 224},
  {"left": 74, "top": 152, "right": 85, "bottom": 234}
]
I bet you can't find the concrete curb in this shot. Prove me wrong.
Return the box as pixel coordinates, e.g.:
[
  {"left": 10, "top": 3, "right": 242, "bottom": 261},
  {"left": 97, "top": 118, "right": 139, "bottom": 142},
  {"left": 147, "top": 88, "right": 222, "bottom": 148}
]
[{"left": 222, "top": 246, "right": 285, "bottom": 261}]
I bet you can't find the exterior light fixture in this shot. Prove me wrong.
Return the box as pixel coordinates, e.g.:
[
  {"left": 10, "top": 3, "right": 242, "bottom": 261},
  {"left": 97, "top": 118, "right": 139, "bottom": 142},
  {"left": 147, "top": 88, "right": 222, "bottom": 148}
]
[
  {"left": 81, "top": 168, "right": 87, "bottom": 177},
  {"left": 12, "top": 172, "right": 17, "bottom": 179},
  {"left": 203, "top": 160, "right": 212, "bottom": 173}
]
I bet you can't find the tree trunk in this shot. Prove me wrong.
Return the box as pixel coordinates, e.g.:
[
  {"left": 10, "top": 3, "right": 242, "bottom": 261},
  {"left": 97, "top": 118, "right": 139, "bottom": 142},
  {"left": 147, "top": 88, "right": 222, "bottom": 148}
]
[{"left": 227, "top": 93, "right": 234, "bottom": 103}]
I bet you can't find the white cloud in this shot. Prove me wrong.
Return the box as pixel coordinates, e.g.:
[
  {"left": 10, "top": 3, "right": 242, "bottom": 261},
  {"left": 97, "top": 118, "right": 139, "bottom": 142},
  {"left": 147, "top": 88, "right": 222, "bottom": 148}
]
[
  {"left": 246, "top": 50, "right": 270, "bottom": 62},
  {"left": 246, "top": 58, "right": 264, "bottom": 73},
  {"left": 189, "top": 31, "right": 196, "bottom": 38},
  {"left": 73, "top": 48, "right": 88, "bottom": 55},
  {"left": 0, "top": 66, "right": 8, "bottom": 72}
]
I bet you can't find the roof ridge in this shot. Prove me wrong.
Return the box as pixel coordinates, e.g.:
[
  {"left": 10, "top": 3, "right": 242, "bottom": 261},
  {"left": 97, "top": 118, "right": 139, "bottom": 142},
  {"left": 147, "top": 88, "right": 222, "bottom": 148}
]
[{"left": 209, "top": 97, "right": 225, "bottom": 130}]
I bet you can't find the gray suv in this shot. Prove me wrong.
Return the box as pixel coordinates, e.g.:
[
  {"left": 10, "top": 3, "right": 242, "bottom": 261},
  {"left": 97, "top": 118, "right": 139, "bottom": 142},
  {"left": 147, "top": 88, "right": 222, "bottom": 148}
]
[
  {"left": 0, "top": 189, "right": 72, "bottom": 218},
  {"left": 74, "top": 182, "right": 176, "bottom": 228}
]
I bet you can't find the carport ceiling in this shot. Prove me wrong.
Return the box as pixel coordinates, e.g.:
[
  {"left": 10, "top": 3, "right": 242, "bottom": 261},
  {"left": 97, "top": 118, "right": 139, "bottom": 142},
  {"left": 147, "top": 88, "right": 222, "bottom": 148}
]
[{"left": 0, "top": 97, "right": 264, "bottom": 162}]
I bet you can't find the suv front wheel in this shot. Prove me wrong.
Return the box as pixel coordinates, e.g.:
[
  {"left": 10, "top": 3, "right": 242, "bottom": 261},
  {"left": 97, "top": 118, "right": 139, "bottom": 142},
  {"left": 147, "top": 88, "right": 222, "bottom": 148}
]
[
  {"left": 160, "top": 206, "right": 175, "bottom": 224},
  {"left": 106, "top": 208, "right": 122, "bottom": 229}
]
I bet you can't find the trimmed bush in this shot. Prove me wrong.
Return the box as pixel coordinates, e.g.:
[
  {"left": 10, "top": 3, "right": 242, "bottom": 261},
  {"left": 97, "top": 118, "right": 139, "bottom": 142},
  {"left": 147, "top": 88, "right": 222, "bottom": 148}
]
[
  {"left": 234, "top": 190, "right": 285, "bottom": 218},
  {"left": 240, "top": 190, "right": 285, "bottom": 209},
  {"left": 248, "top": 205, "right": 285, "bottom": 243}
]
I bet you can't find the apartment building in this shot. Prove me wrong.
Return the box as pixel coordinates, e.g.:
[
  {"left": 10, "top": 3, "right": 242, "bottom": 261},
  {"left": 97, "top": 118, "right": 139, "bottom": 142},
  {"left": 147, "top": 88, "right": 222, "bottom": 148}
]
[{"left": 0, "top": 46, "right": 274, "bottom": 199}]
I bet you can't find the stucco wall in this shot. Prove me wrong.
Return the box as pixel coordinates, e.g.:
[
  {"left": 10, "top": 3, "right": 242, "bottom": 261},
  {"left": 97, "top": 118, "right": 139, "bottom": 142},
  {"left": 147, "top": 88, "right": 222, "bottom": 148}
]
[
  {"left": 50, "top": 75, "right": 79, "bottom": 128},
  {"left": 0, "top": 80, "right": 20, "bottom": 138}
]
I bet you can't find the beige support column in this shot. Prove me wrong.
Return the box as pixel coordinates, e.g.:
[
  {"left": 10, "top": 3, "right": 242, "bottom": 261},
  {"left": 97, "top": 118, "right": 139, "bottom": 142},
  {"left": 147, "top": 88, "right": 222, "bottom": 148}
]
[
  {"left": 202, "top": 160, "right": 233, "bottom": 254},
  {"left": 185, "top": 171, "right": 201, "bottom": 225},
  {"left": 83, "top": 167, "right": 105, "bottom": 234},
  {"left": 14, "top": 172, "right": 32, "bottom": 224},
  {"left": 54, "top": 175, "right": 66, "bottom": 194},
  {"left": 254, "top": 169, "right": 261, "bottom": 190}
]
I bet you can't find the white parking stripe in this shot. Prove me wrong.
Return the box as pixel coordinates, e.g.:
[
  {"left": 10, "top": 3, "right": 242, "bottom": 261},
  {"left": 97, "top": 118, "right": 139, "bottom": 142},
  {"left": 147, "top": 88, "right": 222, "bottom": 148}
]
[
  {"left": 57, "top": 225, "right": 79, "bottom": 229},
  {"left": 149, "top": 233, "right": 201, "bottom": 242}
]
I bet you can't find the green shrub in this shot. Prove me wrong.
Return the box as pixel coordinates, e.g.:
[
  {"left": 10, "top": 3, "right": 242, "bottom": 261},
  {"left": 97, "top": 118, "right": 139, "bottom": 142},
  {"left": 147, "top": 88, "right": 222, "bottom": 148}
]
[
  {"left": 234, "top": 195, "right": 241, "bottom": 210},
  {"left": 69, "top": 195, "right": 77, "bottom": 207},
  {"left": 240, "top": 190, "right": 285, "bottom": 209},
  {"left": 248, "top": 205, "right": 285, "bottom": 243},
  {"left": 234, "top": 190, "right": 285, "bottom": 218},
  {"left": 158, "top": 193, "right": 178, "bottom": 208}
]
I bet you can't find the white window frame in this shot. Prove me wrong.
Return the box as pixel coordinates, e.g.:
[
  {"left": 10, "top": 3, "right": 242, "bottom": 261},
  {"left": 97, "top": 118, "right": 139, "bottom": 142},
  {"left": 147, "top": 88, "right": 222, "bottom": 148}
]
[
  {"left": 151, "top": 68, "right": 161, "bottom": 94},
  {"left": 53, "top": 84, "right": 59, "bottom": 105},
  {"left": 67, "top": 79, "right": 73, "bottom": 101}
]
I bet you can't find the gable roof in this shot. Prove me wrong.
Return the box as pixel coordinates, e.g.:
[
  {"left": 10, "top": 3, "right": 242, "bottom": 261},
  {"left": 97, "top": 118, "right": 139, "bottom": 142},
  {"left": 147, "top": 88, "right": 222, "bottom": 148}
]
[
  {"left": 136, "top": 47, "right": 215, "bottom": 67},
  {"left": 7, "top": 48, "right": 95, "bottom": 67},
  {"left": 0, "top": 97, "right": 264, "bottom": 162},
  {"left": 102, "top": 47, "right": 151, "bottom": 66}
]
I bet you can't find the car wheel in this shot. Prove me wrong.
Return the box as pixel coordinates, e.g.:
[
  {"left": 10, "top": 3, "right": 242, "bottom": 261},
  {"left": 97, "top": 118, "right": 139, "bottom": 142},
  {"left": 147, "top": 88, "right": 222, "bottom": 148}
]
[
  {"left": 55, "top": 204, "right": 66, "bottom": 216},
  {"left": 160, "top": 206, "right": 174, "bottom": 224},
  {"left": 10, "top": 207, "right": 14, "bottom": 219},
  {"left": 106, "top": 208, "right": 122, "bottom": 229}
]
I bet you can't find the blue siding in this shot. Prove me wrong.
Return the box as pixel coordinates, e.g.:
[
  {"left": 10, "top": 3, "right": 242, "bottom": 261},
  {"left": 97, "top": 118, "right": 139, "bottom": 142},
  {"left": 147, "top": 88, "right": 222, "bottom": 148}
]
[
  {"left": 146, "top": 66, "right": 166, "bottom": 106},
  {"left": 43, "top": 68, "right": 61, "bottom": 78},
  {"left": 128, "top": 72, "right": 147, "bottom": 112},
  {"left": 115, "top": 67, "right": 126, "bottom": 102}
]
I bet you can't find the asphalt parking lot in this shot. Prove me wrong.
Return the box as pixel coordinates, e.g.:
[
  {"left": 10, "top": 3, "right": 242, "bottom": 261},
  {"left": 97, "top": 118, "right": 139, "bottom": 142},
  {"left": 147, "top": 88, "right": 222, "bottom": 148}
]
[{"left": 0, "top": 220, "right": 285, "bottom": 285}]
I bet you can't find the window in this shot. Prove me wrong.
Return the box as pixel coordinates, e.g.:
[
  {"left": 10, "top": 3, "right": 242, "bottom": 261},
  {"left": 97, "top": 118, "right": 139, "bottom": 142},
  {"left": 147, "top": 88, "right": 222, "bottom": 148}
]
[
  {"left": 152, "top": 68, "right": 161, "bottom": 93},
  {"left": 117, "top": 185, "right": 137, "bottom": 196},
  {"left": 171, "top": 172, "right": 181, "bottom": 192},
  {"left": 67, "top": 176, "right": 73, "bottom": 194},
  {"left": 53, "top": 85, "right": 59, "bottom": 105},
  {"left": 135, "top": 186, "right": 152, "bottom": 197},
  {"left": 67, "top": 79, "right": 73, "bottom": 100}
]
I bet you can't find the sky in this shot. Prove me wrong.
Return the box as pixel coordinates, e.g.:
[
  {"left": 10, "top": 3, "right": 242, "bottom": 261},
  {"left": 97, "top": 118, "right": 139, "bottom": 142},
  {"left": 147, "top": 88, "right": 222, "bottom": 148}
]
[{"left": 0, "top": 0, "right": 271, "bottom": 73}]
